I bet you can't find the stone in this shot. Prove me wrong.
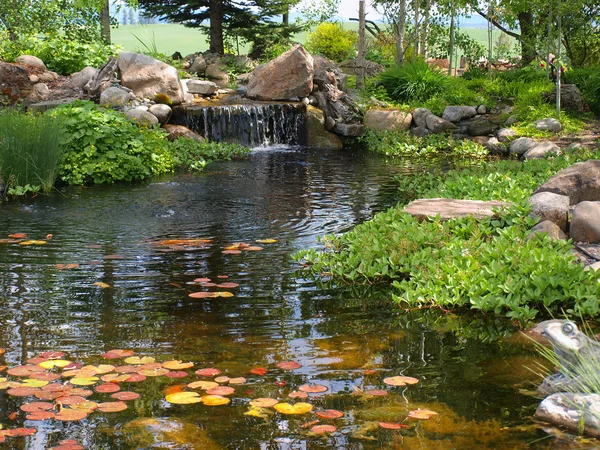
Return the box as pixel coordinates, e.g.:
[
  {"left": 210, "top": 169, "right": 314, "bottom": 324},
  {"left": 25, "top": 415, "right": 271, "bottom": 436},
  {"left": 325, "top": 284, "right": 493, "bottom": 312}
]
[
  {"left": 461, "top": 106, "right": 478, "bottom": 119},
  {"left": 304, "top": 106, "right": 343, "bottom": 149},
  {"left": 247, "top": 45, "right": 314, "bottom": 101},
  {"left": 186, "top": 80, "right": 219, "bottom": 95},
  {"left": 567, "top": 142, "right": 587, "bottom": 151},
  {"left": 28, "top": 74, "right": 39, "bottom": 84},
  {"left": 148, "top": 104, "right": 172, "bottom": 125},
  {"left": 38, "top": 72, "right": 57, "bottom": 83},
  {"left": 526, "top": 220, "right": 567, "bottom": 241},
  {"left": 339, "top": 58, "right": 385, "bottom": 77},
  {"left": 485, "top": 137, "right": 507, "bottom": 155},
  {"left": 403, "top": 198, "right": 510, "bottom": 221},
  {"left": 535, "top": 393, "right": 600, "bottom": 438},
  {"left": 497, "top": 128, "right": 516, "bottom": 142},
  {"left": 411, "top": 126, "right": 430, "bottom": 137},
  {"left": 118, "top": 52, "right": 184, "bottom": 105},
  {"left": 535, "top": 160, "right": 600, "bottom": 204},
  {"left": 162, "top": 124, "right": 204, "bottom": 142},
  {"left": 472, "top": 136, "right": 489, "bottom": 145},
  {"left": 204, "top": 63, "right": 229, "bottom": 82},
  {"left": 27, "top": 83, "right": 50, "bottom": 103},
  {"left": 27, "top": 97, "right": 79, "bottom": 112},
  {"left": 467, "top": 120, "right": 498, "bottom": 136},
  {"left": 585, "top": 261, "right": 600, "bottom": 272},
  {"left": 184, "top": 93, "right": 194, "bottom": 103},
  {"left": 364, "top": 109, "right": 412, "bottom": 132},
  {"left": 67, "top": 66, "right": 98, "bottom": 89},
  {"left": 508, "top": 137, "right": 536, "bottom": 156},
  {"left": 571, "top": 201, "right": 600, "bottom": 243},
  {"left": 442, "top": 106, "right": 464, "bottom": 123},
  {"left": 15, "top": 55, "right": 46, "bottom": 72},
  {"left": 425, "top": 114, "right": 456, "bottom": 134},
  {"left": 100, "top": 86, "right": 132, "bottom": 108},
  {"left": 313, "top": 55, "right": 347, "bottom": 92},
  {"left": 528, "top": 192, "right": 570, "bottom": 231},
  {"left": 0, "top": 62, "right": 32, "bottom": 104},
  {"left": 126, "top": 109, "right": 159, "bottom": 127},
  {"left": 505, "top": 115, "right": 519, "bottom": 126},
  {"left": 189, "top": 55, "right": 207, "bottom": 75},
  {"left": 523, "top": 141, "right": 561, "bottom": 160},
  {"left": 535, "top": 118, "right": 562, "bottom": 133},
  {"left": 547, "top": 84, "right": 586, "bottom": 111},
  {"left": 477, "top": 104, "right": 487, "bottom": 114},
  {"left": 332, "top": 123, "right": 365, "bottom": 136},
  {"left": 412, "top": 108, "right": 433, "bottom": 128}
]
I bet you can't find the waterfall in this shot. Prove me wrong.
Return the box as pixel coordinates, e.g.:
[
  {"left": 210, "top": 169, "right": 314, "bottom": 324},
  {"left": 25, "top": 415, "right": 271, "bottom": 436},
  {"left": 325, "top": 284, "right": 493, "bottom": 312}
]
[{"left": 172, "top": 103, "right": 306, "bottom": 148}]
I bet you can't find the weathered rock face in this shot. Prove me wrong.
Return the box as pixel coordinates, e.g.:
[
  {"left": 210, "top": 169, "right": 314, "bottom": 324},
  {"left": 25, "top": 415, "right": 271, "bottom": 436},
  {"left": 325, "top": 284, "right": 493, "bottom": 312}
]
[
  {"left": 189, "top": 55, "right": 207, "bottom": 75},
  {"left": 100, "top": 86, "right": 132, "bottom": 108},
  {"left": 126, "top": 109, "right": 159, "bottom": 127},
  {"left": 442, "top": 105, "right": 477, "bottom": 123},
  {"left": 523, "top": 141, "right": 561, "bottom": 160},
  {"left": 26, "top": 83, "right": 50, "bottom": 103},
  {"left": 149, "top": 104, "right": 172, "bottom": 125},
  {"left": 204, "top": 63, "right": 229, "bottom": 83},
  {"left": 497, "top": 128, "right": 516, "bottom": 142},
  {"left": 305, "top": 105, "right": 343, "bottom": 149},
  {"left": 535, "top": 393, "right": 600, "bottom": 438},
  {"left": 313, "top": 55, "right": 347, "bottom": 92},
  {"left": 403, "top": 198, "right": 510, "bottom": 221},
  {"left": 15, "top": 55, "right": 46, "bottom": 72},
  {"left": 509, "top": 137, "right": 536, "bottom": 156},
  {"left": 535, "top": 118, "right": 562, "bottom": 133},
  {"left": 528, "top": 192, "right": 570, "bottom": 231},
  {"left": 117, "top": 52, "right": 184, "bottom": 104},
  {"left": 547, "top": 84, "right": 586, "bottom": 111},
  {"left": 412, "top": 108, "right": 432, "bottom": 129},
  {"left": 339, "top": 58, "right": 385, "bottom": 77},
  {"left": 426, "top": 114, "right": 456, "bottom": 134},
  {"left": 186, "top": 80, "right": 219, "bottom": 95},
  {"left": 0, "top": 62, "right": 32, "bottom": 104},
  {"left": 246, "top": 45, "right": 314, "bottom": 101},
  {"left": 364, "top": 109, "right": 412, "bottom": 132},
  {"left": 526, "top": 220, "right": 567, "bottom": 241},
  {"left": 570, "top": 201, "right": 600, "bottom": 243},
  {"left": 535, "top": 160, "right": 600, "bottom": 204},
  {"left": 485, "top": 137, "right": 507, "bottom": 155},
  {"left": 67, "top": 66, "right": 98, "bottom": 89},
  {"left": 162, "top": 124, "right": 204, "bottom": 142}
]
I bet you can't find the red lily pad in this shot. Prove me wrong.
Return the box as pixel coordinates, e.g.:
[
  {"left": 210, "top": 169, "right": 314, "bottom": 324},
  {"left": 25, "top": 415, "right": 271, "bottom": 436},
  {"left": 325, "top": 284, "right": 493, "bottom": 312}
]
[
  {"left": 97, "top": 401, "right": 128, "bottom": 412},
  {"left": 250, "top": 367, "right": 268, "bottom": 376},
  {"left": 316, "top": 409, "right": 344, "bottom": 419},
  {"left": 102, "top": 349, "right": 134, "bottom": 360},
  {"left": 195, "top": 368, "right": 221, "bottom": 377},
  {"left": 26, "top": 411, "right": 55, "bottom": 421},
  {"left": 111, "top": 391, "right": 140, "bottom": 401},
  {"left": 277, "top": 361, "right": 301, "bottom": 370},
  {"left": 95, "top": 383, "right": 120, "bottom": 393},
  {"left": 54, "top": 409, "right": 88, "bottom": 421},
  {"left": 298, "top": 384, "right": 328, "bottom": 393},
  {"left": 311, "top": 425, "right": 337, "bottom": 434}
]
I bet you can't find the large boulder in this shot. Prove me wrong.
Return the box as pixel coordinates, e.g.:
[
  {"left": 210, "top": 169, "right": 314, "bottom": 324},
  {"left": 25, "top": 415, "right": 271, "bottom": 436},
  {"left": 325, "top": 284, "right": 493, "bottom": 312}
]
[
  {"left": 186, "top": 80, "right": 219, "bottom": 96},
  {"left": 535, "top": 118, "right": 562, "bottom": 133},
  {"left": 497, "top": 128, "right": 516, "bottom": 142},
  {"left": 364, "top": 109, "right": 412, "bottom": 132},
  {"left": 403, "top": 198, "right": 509, "bottom": 221},
  {"left": 15, "top": 55, "right": 46, "bottom": 72},
  {"left": 467, "top": 119, "right": 498, "bottom": 137},
  {"left": 508, "top": 137, "right": 536, "bottom": 156},
  {"left": 442, "top": 105, "right": 477, "bottom": 123},
  {"left": 412, "top": 108, "right": 433, "bottom": 129},
  {"left": 313, "top": 55, "right": 347, "bottom": 92},
  {"left": 522, "top": 141, "right": 561, "bottom": 160},
  {"left": 305, "top": 106, "right": 343, "bottom": 149},
  {"left": 162, "top": 124, "right": 204, "bottom": 142},
  {"left": 535, "top": 160, "right": 600, "bottom": 204},
  {"left": 425, "top": 114, "right": 456, "bottom": 134},
  {"left": 528, "top": 191, "right": 570, "bottom": 231},
  {"left": 484, "top": 137, "right": 507, "bottom": 156},
  {"left": 0, "top": 62, "right": 32, "bottom": 104},
  {"left": 246, "top": 45, "right": 313, "bottom": 101},
  {"left": 99, "top": 86, "right": 132, "bottom": 108},
  {"left": 535, "top": 393, "right": 600, "bottom": 438},
  {"left": 570, "top": 201, "right": 600, "bottom": 243},
  {"left": 149, "top": 104, "right": 172, "bottom": 125},
  {"left": 117, "top": 52, "right": 184, "bottom": 105},
  {"left": 526, "top": 220, "right": 567, "bottom": 241},
  {"left": 547, "top": 84, "right": 586, "bottom": 112},
  {"left": 67, "top": 66, "right": 98, "bottom": 89},
  {"left": 126, "top": 109, "right": 159, "bottom": 127},
  {"left": 189, "top": 55, "right": 207, "bottom": 75}
]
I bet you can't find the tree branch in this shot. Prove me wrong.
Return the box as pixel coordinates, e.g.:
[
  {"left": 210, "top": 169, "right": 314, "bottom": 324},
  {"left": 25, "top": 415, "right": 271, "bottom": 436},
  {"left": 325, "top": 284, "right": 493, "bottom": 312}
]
[{"left": 475, "top": 9, "right": 522, "bottom": 42}]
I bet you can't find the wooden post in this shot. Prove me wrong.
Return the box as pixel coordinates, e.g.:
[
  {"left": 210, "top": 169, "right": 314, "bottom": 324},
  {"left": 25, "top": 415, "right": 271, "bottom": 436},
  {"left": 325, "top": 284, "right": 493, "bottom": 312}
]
[
  {"left": 100, "top": 0, "right": 111, "bottom": 45},
  {"left": 357, "top": 0, "right": 366, "bottom": 90},
  {"left": 447, "top": 0, "right": 455, "bottom": 76},
  {"left": 556, "top": 12, "right": 561, "bottom": 115}
]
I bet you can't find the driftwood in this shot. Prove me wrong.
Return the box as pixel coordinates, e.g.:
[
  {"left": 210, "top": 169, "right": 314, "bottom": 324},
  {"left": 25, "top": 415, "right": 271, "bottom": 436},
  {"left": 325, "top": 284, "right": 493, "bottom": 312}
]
[{"left": 84, "top": 56, "right": 118, "bottom": 101}]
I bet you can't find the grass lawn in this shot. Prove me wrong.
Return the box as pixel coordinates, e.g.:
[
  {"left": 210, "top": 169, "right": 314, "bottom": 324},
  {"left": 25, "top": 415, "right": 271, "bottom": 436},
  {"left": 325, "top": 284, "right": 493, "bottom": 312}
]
[{"left": 111, "top": 22, "right": 514, "bottom": 60}]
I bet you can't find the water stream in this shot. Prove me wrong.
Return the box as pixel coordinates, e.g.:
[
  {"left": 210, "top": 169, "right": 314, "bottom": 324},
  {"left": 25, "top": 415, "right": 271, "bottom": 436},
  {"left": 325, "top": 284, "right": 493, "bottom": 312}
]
[{"left": 0, "top": 147, "right": 576, "bottom": 449}]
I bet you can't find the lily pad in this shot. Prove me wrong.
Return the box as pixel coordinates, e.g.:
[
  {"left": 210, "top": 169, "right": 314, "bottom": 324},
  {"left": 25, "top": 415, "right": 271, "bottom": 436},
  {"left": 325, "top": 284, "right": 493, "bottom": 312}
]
[
  {"left": 201, "top": 395, "right": 230, "bottom": 406},
  {"left": 54, "top": 409, "right": 88, "bottom": 421},
  {"left": 166, "top": 391, "right": 202, "bottom": 404},
  {"left": 298, "top": 384, "right": 328, "bottom": 393},
  {"left": 316, "top": 409, "right": 344, "bottom": 419},
  {"left": 277, "top": 361, "right": 302, "bottom": 370},
  {"left": 97, "top": 401, "right": 128, "bottom": 412},
  {"left": 274, "top": 402, "right": 313, "bottom": 415},
  {"left": 102, "top": 349, "right": 135, "bottom": 360},
  {"left": 249, "top": 398, "right": 279, "bottom": 408},
  {"left": 111, "top": 391, "right": 140, "bottom": 401},
  {"left": 311, "top": 424, "right": 337, "bottom": 434},
  {"left": 407, "top": 409, "right": 438, "bottom": 420},
  {"left": 162, "top": 360, "right": 194, "bottom": 370},
  {"left": 196, "top": 368, "right": 221, "bottom": 377},
  {"left": 383, "top": 376, "right": 419, "bottom": 387}
]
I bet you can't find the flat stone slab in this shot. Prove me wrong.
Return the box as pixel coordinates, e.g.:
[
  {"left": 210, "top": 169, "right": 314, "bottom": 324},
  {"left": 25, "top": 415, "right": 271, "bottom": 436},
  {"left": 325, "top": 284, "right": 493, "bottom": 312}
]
[{"left": 403, "top": 198, "right": 510, "bottom": 221}]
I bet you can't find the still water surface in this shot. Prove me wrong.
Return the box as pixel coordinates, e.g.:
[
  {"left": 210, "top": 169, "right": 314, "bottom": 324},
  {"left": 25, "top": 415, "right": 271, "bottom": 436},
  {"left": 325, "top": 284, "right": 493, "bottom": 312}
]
[{"left": 0, "top": 148, "right": 578, "bottom": 448}]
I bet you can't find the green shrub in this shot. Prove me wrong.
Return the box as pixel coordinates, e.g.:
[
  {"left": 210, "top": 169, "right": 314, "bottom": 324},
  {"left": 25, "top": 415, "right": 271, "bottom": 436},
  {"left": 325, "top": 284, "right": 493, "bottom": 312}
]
[
  {"left": 377, "top": 59, "right": 450, "bottom": 103},
  {"left": 306, "top": 22, "right": 357, "bottom": 62},
  {"left": 567, "top": 67, "right": 600, "bottom": 114},
  {"left": 46, "top": 101, "right": 174, "bottom": 185},
  {"left": 0, "top": 110, "right": 63, "bottom": 198}
]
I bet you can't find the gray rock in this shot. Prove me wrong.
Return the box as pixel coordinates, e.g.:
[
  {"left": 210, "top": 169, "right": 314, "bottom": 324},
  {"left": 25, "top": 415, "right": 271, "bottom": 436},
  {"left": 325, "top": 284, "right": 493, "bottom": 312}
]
[
  {"left": 535, "top": 393, "right": 600, "bottom": 438},
  {"left": 28, "top": 74, "right": 39, "bottom": 84},
  {"left": 467, "top": 120, "right": 498, "bottom": 136},
  {"left": 15, "top": 55, "right": 46, "bottom": 71},
  {"left": 585, "top": 261, "right": 600, "bottom": 272},
  {"left": 547, "top": 84, "right": 586, "bottom": 111},
  {"left": 425, "top": 114, "right": 456, "bottom": 134},
  {"left": 523, "top": 141, "right": 561, "bottom": 160},
  {"left": 305, "top": 105, "right": 343, "bottom": 149},
  {"left": 183, "top": 93, "right": 194, "bottom": 103},
  {"left": 442, "top": 106, "right": 464, "bottom": 123},
  {"left": 186, "top": 80, "right": 219, "bottom": 95},
  {"left": 567, "top": 142, "right": 587, "bottom": 151},
  {"left": 27, "top": 97, "right": 79, "bottom": 112},
  {"left": 505, "top": 115, "right": 519, "bottom": 126},
  {"left": 100, "top": 86, "right": 132, "bottom": 108},
  {"left": 189, "top": 55, "right": 207, "bottom": 75},
  {"left": 526, "top": 220, "right": 567, "bottom": 241},
  {"left": 38, "top": 72, "right": 57, "bottom": 83},
  {"left": 313, "top": 55, "right": 347, "bottom": 92},
  {"left": 162, "top": 124, "right": 204, "bottom": 142},
  {"left": 477, "top": 104, "right": 487, "bottom": 114},
  {"left": 497, "top": 128, "right": 517, "bottom": 142},
  {"left": 485, "top": 137, "right": 507, "bottom": 155},
  {"left": 535, "top": 160, "right": 600, "bottom": 204},
  {"left": 509, "top": 137, "right": 536, "bottom": 156},
  {"left": 571, "top": 201, "right": 600, "bottom": 243},
  {"left": 528, "top": 192, "right": 570, "bottom": 231},
  {"left": 535, "top": 118, "right": 562, "bottom": 133},
  {"left": 204, "top": 63, "right": 229, "bottom": 82},
  {"left": 67, "top": 66, "right": 98, "bottom": 89},
  {"left": 364, "top": 109, "right": 412, "bottom": 132},
  {"left": 410, "top": 126, "right": 430, "bottom": 137},
  {"left": 148, "top": 104, "right": 172, "bottom": 125},
  {"left": 126, "top": 109, "right": 159, "bottom": 127},
  {"left": 412, "top": 108, "right": 433, "bottom": 129},
  {"left": 27, "top": 83, "right": 50, "bottom": 103},
  {"left": 403, "top": 198, "right": 510, "bottom": 221},
  {"left": 332, "top": 123, "right": 364, "bottom": 136}
]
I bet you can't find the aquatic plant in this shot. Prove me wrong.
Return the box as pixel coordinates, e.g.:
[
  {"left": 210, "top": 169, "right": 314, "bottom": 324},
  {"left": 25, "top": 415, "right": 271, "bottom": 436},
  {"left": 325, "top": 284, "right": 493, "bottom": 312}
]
[{"left": 0, "top": 110, "right": 63, "bottom": 198}]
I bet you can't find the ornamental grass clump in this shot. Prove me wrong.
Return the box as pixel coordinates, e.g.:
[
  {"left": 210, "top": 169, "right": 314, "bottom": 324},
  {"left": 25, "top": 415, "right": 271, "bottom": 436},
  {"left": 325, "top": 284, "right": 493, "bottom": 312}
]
[
  {"left": 377, "top": 59, "right": 450, "bottom": 103},
  {"left": 0, "top": 110, "right": 63, "bottom": 198}
]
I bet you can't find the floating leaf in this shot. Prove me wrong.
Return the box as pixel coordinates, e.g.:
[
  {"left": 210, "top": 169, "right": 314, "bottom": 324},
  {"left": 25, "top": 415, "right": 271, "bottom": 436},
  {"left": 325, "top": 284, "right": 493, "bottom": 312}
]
[
  {"left": 7, "top": 365, "right": 45, "bottom": 377},
  {"left": 39, "top": 359, "right": 72, "bottom": 369},
  {"left": 138, "top": 368, "right": 169, "bottom": 377},
  {"left": 216, "top": 282, "right": 239, "bottom": 288},
  {"left": 115, "top": 365, "right": 138, "bottom": 373},
  {"left": 56, "top": 395, "right": 87, "bottom": 405},
  {"left": 159, "top": 239, "right": 212, "bottom": 246},
  {"left": 97, "top": 401, "right": 128, "bottom": 412},
  {"left": 249, "top": 398, "right": 279, "bottom": 408},
  {"left": 124, "top": 356, "right": 155, "bottom": 365},
  {"left": 187, "top": 381, "right": 219, "bottom": 390},
  {"left": 55, "top": 264, "right": 79, "bottom": 270},
  {"left": 70, "top": 400, "right": 99, "bottom": 413},
  {"left": 111, "top": 391, "right": 140, "bottom": 401},
  {"left": 201, "top": 395, "right": 230, "bottom": 406},
  {"left": 228, "top": 377, "right": 246, "bottom": 385},
  {"left": 214, "top": 376, "right": 230, "bottom": 383},
  {"left": 54, "top": 409, "right": 88, "bottom": 421},
  {"left": 7, "top": 387, "right": 39, "bottom": 397},
  {"left": 256, "top": 239, "right": 278, "bottom": 244},
  {"left": 9, "top": 233, "right": 27, "bottom": 239},
  {"left": 166, "top": 391, "right": 202, "bottom": 404},
  {"left": 274, "top": 402, "right": 313, "bottom": 415},
  {"left": 274, "top": 380, "right": 287, "bottom": 387},
  {"left": 383, "top": 376, "right": 419, "bottom": 387},
  {"left": 101, "top": 374, "right": 130, "bottom": 383},
  {"left": 22, "top": 379, "right": 49, "bottom": 388},
  {"left": 316, "top": 409, "right": 344, "bottom": 419},
  {"left": 30, "top": 372, "right": 61, "bottom": 382},
  {"left": 6, "top": 427, "right": 37, "bottom": 436},
  {"left": 188, "top": 291, "right": 234, "bottom": 299},
  {"left": 378, "top": 422, "right": 409, "bottom": 430},
  {"left": 298, "top": 384, "right": 328, "bottom": 393},
  {"left": 193, "top": 278, "right": 211, "bottom": 283},
  {"left": 244, "top": 406, "right": 273, "bottom": 419},
  {"left": 221, "top": 250, "right": 242, "bottom": 255},
  {"left": 407, "top": 409, "right": 438, "bottom": 420},
  {"left": 288, "top": 391, "right": 308, "bottom": 399},
  {"left": 19, "top": 240, "right": 47, "bottom": 246},
  {"left": 206, "top": 386, "right": 235, "bottom": 396},
  {"left": 363, "top": 369, "right": 378, "bottom": 375},
  {"left": 162, "top": 360, "right": 194, "bottom": 370},
  {"left": 311, "top": 425, "right": 337, "bottom": 434},
  {"left": 166, "top": 371, "right": 188, "bottom": 378},
  {"left": 26, "top": 411, "right": 55, "bottom": 421},
  {"left": 38, "top": 351, "right": 65, "bottom": 360},
  {"left": 250, "top": 367, "right": 268, "bottom": 376},
  {"left": 102, "top": 349, "right": 134, "bottom": 359},
  {"left": 196, "top": 368, "right": 220, "bottom": 377},
  {"left": 70, "top": 377, "right": 98, "bottom": 386},
  {"left": 52, "top": 439, "right": 84, "bottom": 450},
  {"left": 20, "top": 402, "right": 53, "bottom": 412},
  {"left": 277, "top": 361, "right": 301, "bottom": 370},
  {"left": 245, "top": 246, "right": 263, "bottom": 251},
  {"left": 103, "top": 254, "right": 124, "bottom": 260},
  {"left": 93, "top": 282, "right": 111, "bottom": 289},
  {"left": 365, "top": 389, "right": 388, "bottom": 397},
  {"left": 124, "top": 373, "right": 146, "bottom": 383},
  {"left": 95, "top": 383, "right": 120, "bottom": 393}
]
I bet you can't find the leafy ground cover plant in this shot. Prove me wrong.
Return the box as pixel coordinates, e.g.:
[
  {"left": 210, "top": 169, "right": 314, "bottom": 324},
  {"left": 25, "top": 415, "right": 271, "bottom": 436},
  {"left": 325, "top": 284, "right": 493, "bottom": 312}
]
[
  {"left": 0, "top": 110, "right": 62, "bottom": 198},
  {"left": 295, "top": 148, "right": 600, "bottom": 322}
]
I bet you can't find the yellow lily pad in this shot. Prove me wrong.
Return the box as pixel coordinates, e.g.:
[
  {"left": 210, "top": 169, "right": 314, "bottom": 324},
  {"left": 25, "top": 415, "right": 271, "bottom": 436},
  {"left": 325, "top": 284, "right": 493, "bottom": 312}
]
[
  {"left": 187, "top": 381, "right": 218, "bottom": 390},
  {"left": 274, "top": 402, "right": 313, "bottom": 415},
  {"left": 201, "top": 395, "right": 230, "bottom": 406},
  {"left": 22, "top": 379, "right": 49, "bottom": 388},
  {"left": 162, "top": 360, "right": 194, "bottom": 370},
  {"left": 124, "top": 356, "right": 155, "bottom": 365},
  {"left": 38, "top": 360, "right": 72, "bottom": 369},
  {"left": 70, "top": 377, "right": 99, "bottom": 386},
  {"left": 165, "top": 391, "right": 202, "bottom": 404}
]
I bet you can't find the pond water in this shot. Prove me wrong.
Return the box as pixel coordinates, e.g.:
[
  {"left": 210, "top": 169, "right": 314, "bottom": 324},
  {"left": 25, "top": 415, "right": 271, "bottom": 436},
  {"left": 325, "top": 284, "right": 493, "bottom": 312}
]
[{"left": 0, "top": 147, "right": 585, "bottom": 449}]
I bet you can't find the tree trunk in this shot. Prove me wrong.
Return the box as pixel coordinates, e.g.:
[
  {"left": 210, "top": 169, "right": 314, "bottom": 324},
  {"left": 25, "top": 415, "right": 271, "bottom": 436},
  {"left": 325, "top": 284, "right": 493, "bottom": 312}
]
[
  {"left": 396, "top": 0, "right": 407, "bottom": 66},
  {"left": 517, "top": 11, "right": 535, "bottom": 65},
  {"left": 448, "top": 1, "right": 455, "bottom": 76},
  {"left": 420, "top": 0, "right": 430, "bottom": 57},
  {"left": 209, "top": 0, "right": 225, "bottom": 54},
  {"left": 356, "top": 0, "right": 366, "bottom": 90},
  {"left": 100, "top": 0, "right": 111, "bottom": 44},
  {"left": 413, "top": 0, "right": 420, "bottom": 60}
]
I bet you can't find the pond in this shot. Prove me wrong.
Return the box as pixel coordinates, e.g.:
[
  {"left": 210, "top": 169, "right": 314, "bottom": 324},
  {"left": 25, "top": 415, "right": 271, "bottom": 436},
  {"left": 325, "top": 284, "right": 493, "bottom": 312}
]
[{"left": 0, "top": 147, "right": 583, "bottom": 449}]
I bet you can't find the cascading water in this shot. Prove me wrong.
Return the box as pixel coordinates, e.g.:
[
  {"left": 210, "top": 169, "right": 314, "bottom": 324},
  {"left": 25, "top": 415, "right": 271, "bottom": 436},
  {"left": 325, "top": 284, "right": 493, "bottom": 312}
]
[{"left": 171, "top": 103, "right": 306, "bottom": 148}]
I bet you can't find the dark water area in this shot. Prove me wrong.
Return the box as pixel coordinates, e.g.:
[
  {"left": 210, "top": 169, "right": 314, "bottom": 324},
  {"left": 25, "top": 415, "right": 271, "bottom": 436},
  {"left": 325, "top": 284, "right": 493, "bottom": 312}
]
[{"left": 0, "top": 147, "right": 584, "bottom": 449}]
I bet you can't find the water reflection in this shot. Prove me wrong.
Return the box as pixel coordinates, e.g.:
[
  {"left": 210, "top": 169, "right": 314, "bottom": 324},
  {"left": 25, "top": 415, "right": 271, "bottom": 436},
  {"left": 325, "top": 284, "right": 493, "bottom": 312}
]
[{"left": 0, "top": 148, "right": 568, "bottom": 448}]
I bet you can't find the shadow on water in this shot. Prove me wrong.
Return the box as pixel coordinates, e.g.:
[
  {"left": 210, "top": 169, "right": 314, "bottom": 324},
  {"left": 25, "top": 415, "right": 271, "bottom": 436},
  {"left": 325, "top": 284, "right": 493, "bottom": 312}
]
[{"left": 0, "top": 147, "right": 578, "bottom": 448}]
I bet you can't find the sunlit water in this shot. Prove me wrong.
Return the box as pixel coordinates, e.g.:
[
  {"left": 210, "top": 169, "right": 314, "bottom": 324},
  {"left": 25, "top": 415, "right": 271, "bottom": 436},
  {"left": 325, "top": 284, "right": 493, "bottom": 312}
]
[{"left": 0, "top": 147, "right": 578, "bottom": 449}]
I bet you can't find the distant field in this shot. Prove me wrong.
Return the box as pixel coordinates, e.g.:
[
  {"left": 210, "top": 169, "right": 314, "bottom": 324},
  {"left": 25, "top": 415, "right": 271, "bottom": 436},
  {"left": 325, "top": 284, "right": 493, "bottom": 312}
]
[{"left": 111, "top": 22, "right": 514, "bottom": 61}]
